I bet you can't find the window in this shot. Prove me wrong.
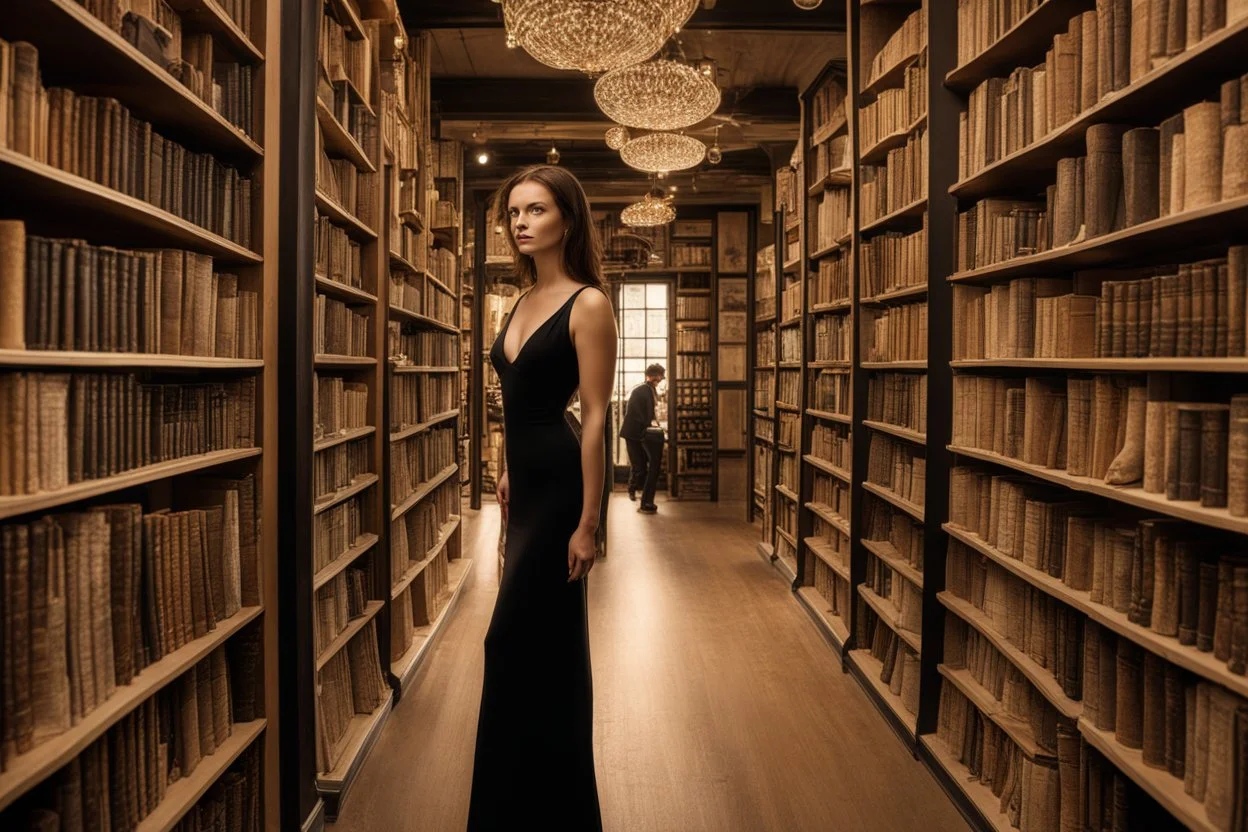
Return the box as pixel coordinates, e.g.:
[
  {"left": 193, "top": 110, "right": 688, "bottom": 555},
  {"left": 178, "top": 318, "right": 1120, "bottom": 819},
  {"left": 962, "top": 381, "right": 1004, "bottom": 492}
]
[{"left": 613, "top": 282, "right": 669, "bottom": 466}]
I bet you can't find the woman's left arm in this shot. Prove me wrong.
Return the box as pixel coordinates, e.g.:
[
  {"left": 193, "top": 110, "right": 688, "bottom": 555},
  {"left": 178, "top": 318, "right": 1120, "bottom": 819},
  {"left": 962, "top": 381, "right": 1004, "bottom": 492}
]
[{"left": 567, "top": 288, "right": 618, "bottom": 582}]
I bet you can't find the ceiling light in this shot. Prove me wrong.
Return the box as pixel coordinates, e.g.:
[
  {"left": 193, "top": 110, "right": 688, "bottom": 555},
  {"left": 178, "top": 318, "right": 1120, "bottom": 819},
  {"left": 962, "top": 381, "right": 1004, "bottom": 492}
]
[
  {"left": 547, "top": 146, "right": 561, "bottom": 164},
  {"left": 621, "top": 192, "right": 676, "bottom": 226},
  {"left": 594, "top": 58, "right": 721, "bottom": 131},
  {"left": 669, "top": 185, "right": 677, "bottom": 192},
  {"left": 476, "top": 151, "right": 490, "bottom": 164},
  {"left": 500, "top": 0, "right": 697, "bottom": 73},
  {"left": 707, "top": 144, "right": 722, "bottom": 164},
  {"left": 696, "top": 58, "right": 716, "bottom": 78},
  {"left": 620, "top": 132, "right": 706, "bottom": 173},
  {"left": 793, "top": 0, "right": 823, "bottom": 8},
  {"left": 605, "top": 125, "right": 631, "bottom": 150}
]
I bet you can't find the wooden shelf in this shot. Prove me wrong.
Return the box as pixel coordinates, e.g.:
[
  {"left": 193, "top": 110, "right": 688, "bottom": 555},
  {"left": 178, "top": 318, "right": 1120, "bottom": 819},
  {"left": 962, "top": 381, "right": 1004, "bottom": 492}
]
[
  {"left": 860, "top": 113, "right": 927, "bottom": 165},
  {"left": 776, "top": 402, "right": 801, "bottom": 413},
  {"left": 807, "top": 166, "right": 853, "bottom": 195},
  {"left": 316, "top": 189, "right": 377, "bottom": 241},
  {"left": 920, "top": 735, "right": 1015, "bottom": 832},
  {"left": 951, "top": 357, "right": 1248, "bottom": 373},
  {"left": 803, "top": 454, "right": 851, "bottom": 482},
  {"left": 863, "top": 419, "right": 926, "bottom": 445},
  {"left": 9, "top": 0, "right": 262, "bottom": 161},
  {"left": 0, "top": 349, "right": 264, "bottom": 370},
  {"left": 775, "top": 484, "right": 799, "bottom": 503},
  {"left": 0, "top": 447, "right": 262, "bottom": 522},
  {"left": 860, "top": 283, "right": 928, "bottom": 305},
  {"left": 391, "top": 556, "right": 474, "bottom": 693},
  {"left": 861, "top": 360, "right": 927, "bottom": 370},
  {"left": 390, "top": 409, "right": 460, "bottom": 442},
  {"left": 944, "top": 523, "right": 1248, "bottom": 700},
  {"left": 390, "top": 516, "right": 462, "bottom": 600},
  {"left": 949, "top": 195, "right": 1248, "bottom": 284},
  {"left": 939, "top": 591, "right": 1082, "bottom": 720},
  {"left": 811, "top": 115, "right": 849, "bottom": 146},
  {"left": 326, "top": 0, "right": 367, "bottom": 40},
  {"left": 164, "top": 0, "right": 264, "bottom": 61},
  {"left": 861, "top": 48, "right": 922, "bottom": 98},
  {"left": 775, "top": 525, "right": 796, "bottom": 547},
  {"left": 808, "top": 360, "right": 851, "bottom": 370},
  {"left": 937, "top": 664, "right": 1053, "bottom": 759},
  {"left": 133, "top": 718, "right": 267, "bottom": 832},
  {"left": 313, "top": 533, "right": 381, "bottom": 592},
  {"left": 847, "top": 648, "right": 918, "bottom": 735},
  {"left": 803, "top": 537, "right": 851, "bottom": 581},
  {"left": 796, "top": 586, "right": 849, "bottom": 651},
  {"left": 391, "top": 364, "right": 459, "bottom": 374},
  {"left": 948, "top": 443, "right": 1248, "bottom": 535},
  {"left": 425, "top": 270, "right": 457, "bottom": 297},
  {"left": 810, "top": 299, "right": 852, "bottom": 313},
  {"left": 944, "top": 0, "right": 1093, "bottom": 91},
  {"left": 390, "top": 463, "right": 459, "bottom": 521},
  {"left": 313, "top": 473, "right": 379, "bottom": 516},
  {"left": 315, "top": 601, "right": 384, "bottom": 672},
  {"left": 388, "top": 305, "right": 459, "bottom": 333},
  {"left": 862, "top": 538, "right": 924, "bottom": 590},
  {"left": 315, "top": 274, "right": 378, "bottom": 304},
  {"left": 0, "top": 150, "right": 261, "bottom": 264},
  {"left": 809, "top": 237, "right": 851, "bottom": 260},
  {"left": 805, "top": 501, "right": 850, "bottom": 536},
  {"left": 950, "top": 17, "right": 1248, "bottom": 198},
  {"left": 316, "top": 698, "right": 393, "bottom": 798},
  {"left": 858, "top": 583, "right": 922, "bottom": 653},
  {"left": 862, "top": 481, "right": 925, "bottom": 522},
  {"left": 1079, "top": 718, "right": 1219, "bottom": 832},
  {"left": 314, "top": 354, "right": 377, "bottom": 369},
  {"left": 316, "top": 99, "right": 375, "bottom": 172},
  {"left": 314, "top": 425, "right": 376, "bottom": 453},
  {"left": 859, "top": 197, "right": 928, "bottom": 235},
  {"left": 0, "top": 605, "right": 262, "bottom": 812},
  {"left": 807, "top": 408, "right": 851, "bottom": 424}
]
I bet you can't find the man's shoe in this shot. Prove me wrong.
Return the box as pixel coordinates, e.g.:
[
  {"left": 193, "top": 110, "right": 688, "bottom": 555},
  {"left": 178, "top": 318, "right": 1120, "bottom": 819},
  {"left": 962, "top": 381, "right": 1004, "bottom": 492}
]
[
  {"left": 628, "top": 488, "right": 637, "bottom": 501},
  {"left": 638, "top": 504, "right": 657, "bottom": 514}
]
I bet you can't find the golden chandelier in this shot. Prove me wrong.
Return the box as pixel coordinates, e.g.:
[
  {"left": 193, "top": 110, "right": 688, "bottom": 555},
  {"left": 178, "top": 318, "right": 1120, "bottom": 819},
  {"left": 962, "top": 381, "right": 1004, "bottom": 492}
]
[
  {"left": 594, "top": 58, "right": 721, "bottom": 131},
  {"left": 621, "top": 192, "right": 676, "bottom": 226},
  {"left": 501, "top": 0, "right": 699, "bottom": 73},
  {"left": 620, "top": 132, "right": 706, "bottom": 173}
]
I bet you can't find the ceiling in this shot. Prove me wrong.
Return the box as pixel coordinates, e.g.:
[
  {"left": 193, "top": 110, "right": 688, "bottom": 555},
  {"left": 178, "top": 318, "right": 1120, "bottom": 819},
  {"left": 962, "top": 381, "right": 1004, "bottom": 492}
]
[{"left": 396, "top": 0, "right": 848, "bottom": 201}]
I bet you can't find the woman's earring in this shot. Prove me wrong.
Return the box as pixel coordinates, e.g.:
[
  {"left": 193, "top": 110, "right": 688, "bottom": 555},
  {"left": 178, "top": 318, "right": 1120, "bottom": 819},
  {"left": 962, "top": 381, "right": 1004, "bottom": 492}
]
[{"left": 563, "top": 227, "right": 569, "bottom": 239}]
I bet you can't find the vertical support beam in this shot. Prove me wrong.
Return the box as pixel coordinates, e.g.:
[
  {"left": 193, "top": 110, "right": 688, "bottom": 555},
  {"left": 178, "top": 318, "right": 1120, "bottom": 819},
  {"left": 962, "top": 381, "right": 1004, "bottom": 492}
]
[
  {"left": 470, "top": 194, "right": 488, "bottom": 510},
  {"left": 276, "top": 0, "right": 319, "bottom": 825},
  {"left": 846, "top": 0, "right": 867, "bottom": 658}
]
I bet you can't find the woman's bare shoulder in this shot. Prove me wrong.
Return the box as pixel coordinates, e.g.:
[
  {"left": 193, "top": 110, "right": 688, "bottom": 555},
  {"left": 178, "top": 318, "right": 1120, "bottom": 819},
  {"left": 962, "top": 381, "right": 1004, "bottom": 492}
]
[{"left": 569, "top": 285, "right": 616, "bottom": 336}]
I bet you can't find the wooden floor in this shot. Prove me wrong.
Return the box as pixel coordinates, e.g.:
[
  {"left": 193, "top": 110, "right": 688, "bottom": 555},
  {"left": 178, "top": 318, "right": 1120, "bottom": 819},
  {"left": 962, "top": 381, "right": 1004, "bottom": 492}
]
[{"left": 330, "top": 494, "right": 970, "bottom": 832}]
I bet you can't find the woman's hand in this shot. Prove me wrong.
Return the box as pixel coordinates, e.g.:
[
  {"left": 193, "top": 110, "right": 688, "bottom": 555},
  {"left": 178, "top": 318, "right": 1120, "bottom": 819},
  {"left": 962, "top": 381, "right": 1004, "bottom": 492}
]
[
  {"left": 497, "top": 470, "right": 510, "bottom": 526},
  {"left": 567, "top": 525, "right": 596, "bottom": 582}
]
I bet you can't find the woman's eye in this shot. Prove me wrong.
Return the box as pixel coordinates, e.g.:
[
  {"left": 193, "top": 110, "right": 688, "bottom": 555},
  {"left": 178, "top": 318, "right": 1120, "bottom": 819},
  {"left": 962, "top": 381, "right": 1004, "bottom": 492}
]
[{"left": 532, "top": 207, "right": 543, "bottom": 214}]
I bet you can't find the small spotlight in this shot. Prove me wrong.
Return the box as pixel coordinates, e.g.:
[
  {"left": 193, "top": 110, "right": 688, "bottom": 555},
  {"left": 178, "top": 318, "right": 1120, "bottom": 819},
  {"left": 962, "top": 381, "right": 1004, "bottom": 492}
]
[
  {"left": 656, "top": 171, "right": 668, "bottom": 180},
  {"left": 546, "top": 146, "right": 561, "bottom": 165},
  {"left": 669, "top": 185, "right": 677, "bottom": 192},
  {"left": 476, "top": 151, "right": 490, "bottom": 165}
]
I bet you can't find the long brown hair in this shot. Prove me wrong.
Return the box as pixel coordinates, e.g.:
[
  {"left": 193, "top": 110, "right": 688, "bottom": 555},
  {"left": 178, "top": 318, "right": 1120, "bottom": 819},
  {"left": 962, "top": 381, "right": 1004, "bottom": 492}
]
[{"left": 493, "top": 164, "right": 607, "bottom": 291}]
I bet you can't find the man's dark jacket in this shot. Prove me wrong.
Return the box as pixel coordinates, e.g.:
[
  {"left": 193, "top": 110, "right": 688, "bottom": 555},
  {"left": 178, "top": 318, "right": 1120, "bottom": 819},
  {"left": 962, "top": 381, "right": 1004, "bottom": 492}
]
[{"left": 619, "top": 382, "right": 656, "bottom": 441}]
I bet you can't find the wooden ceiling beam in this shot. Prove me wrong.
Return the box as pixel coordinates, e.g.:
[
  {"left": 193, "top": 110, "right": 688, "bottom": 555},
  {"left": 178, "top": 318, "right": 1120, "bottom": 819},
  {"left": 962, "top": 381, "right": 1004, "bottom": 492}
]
[{"left": 397, "top": 0, "right": 845, "bottom": 32}]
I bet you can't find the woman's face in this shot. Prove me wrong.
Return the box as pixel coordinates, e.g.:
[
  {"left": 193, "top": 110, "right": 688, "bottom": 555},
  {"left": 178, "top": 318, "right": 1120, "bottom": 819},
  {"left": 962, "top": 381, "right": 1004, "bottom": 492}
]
[{"left": 507, "top": 180, "right": 567, "bottom": 256}]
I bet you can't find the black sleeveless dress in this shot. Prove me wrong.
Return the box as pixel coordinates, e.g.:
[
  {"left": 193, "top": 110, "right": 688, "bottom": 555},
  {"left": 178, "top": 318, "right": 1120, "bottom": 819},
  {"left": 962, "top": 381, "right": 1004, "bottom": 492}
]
[{"left": 468, "top": 286, "right": 603, "bottom": 830}]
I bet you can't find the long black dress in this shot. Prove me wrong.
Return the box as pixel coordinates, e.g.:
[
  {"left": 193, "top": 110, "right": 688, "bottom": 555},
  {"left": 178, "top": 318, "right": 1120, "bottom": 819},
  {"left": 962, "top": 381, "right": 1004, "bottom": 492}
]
[{"left": 467, "top": 285, "right": 603, "bottom": 830}]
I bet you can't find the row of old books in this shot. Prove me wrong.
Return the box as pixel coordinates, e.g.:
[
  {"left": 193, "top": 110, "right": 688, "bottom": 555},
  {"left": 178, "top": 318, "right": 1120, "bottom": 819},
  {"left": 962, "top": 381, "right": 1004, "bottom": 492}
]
[
  {"left": 864, "top": 301, "right": 928, "bottom": 363},
  {"left": 313, "top": 565, "right": 371, "bottom": 657},
  {"left": 812, "top": 187, "right": 851, "bottom": 252},
  {"left": 949, "top": 464, "right": 1248, "bottom": 677},
  {"left": 431, "top": 199, "right": 458, "bottom": 231},
  {"left": 429, "top": 248, "right": 457, "bottom": 292},
  {"left": 314, "top": 373, "right": 369, "bottom": 440},
  {"left": 812, "top": 552, "right": 850, "bottom": 622},
  {"left": 430, "top": 137, "right": 462, "bottom": 179},
  {"left": 812, "top": 369, "right": 851, "bottom": 416},
  {"left": 316, "top": 214, "right": 367, "bottom": 293},
  {"left": 953, "top": 0, "right": 1044, "bottom": 68},
  {"left": 865, "top": 4, "right": 926, "bottom": 90},
  {"left": 676, "top": 355, "right": 710, "bottom": 379},
  {"left": 0, "top": 482, "right": 257, "bottom": 770},
  {"left": 2, "top": 638, "right": 262, "bottom": 829},
  {"left": 391, "top": 222, "right": 424, "bottom": 271},
  {"left": 868, "top": 372, "right": 927, "bottom": 434},
  {"left": 811, "top": 253, "right": 849, "bottom": 306},
  {"left": 313, "top": 438, "right": 370, "bottom": 505},
  {"left": 755, "top": 324, "right": 776, "bottom": 366},
  {"left": 0, "top": 222, "right": 259, "bottom": 358},
  {"left": 860, "top": 222, "right": 927, "bottom": 298},
  {"left": 864, "top": 493, "right": 924, "bottom": 573},
  {"left": 810, "top": 134, "right": 849, "bottom": 186},
  {"left": 389, "top": 373, "right": 456, "bottom": 429},
  {"left": 677, "top": 379, "right": 713, "bottom": 409},
  {"left": 859, "top": 130, "right": 928, "bottom": 225},
  {"left": 171, "top": 742, "right": 263, "bottom": 832},
  {"left": 779, "top": 452, "right": 798, "bottom": 493},
  {"left": 381, "top": 91, "right": 418, "bottom": 173},
  {"left": 315, "top": 617, "right": 388, "bottom": 772},
  {"left": 867, "top": 433, "right": 926, "bottom": 509},
  {"left": 388, "top": 325, "right": 456, "bottom": 367},
  {"left": 781, "top": 279, "right": 802, "bottom": 323},
  {"left": 0, "top": 373, "right": 257, "bottom": 496},
  {"left": 314, "top": 491, "right": 370, "bottom": 575},
  {"left": 677, "top": 328, "right": 711, "bottom": 352},
  {"left": 0, "top": 40, "right": 255, "bottom": 249},
  {"left": 811, "top": 421, "right": 852, "bottom": 470},
  {"left": 319, "top": 7, "right": 373, "bottom": 108},
  {"left": 390, "top": 424, "right": 456, "bottom": 510},
  {"left": 314, "top": 295, "right": 370, "bottom": 358},
  {"left": 675, "top": 295, "right": 710, "bottom": 320},
  {"left": 779, "top": 411, "right": 800, "bottom": 451},
  {"left": 778, "top": 370, "right": 800, "bottom": 408},
  {"left": 671, "top": 243, "right": 711, "bottom": 268},
  {"left": 811, "top": 314, "right": 850, "bottom": 363},
  {"left": 388, "top": 271, "right": 424, "bottom": 316},
  {"left": 811, "top": 513, "right": 850, "bottom": 565},
  {"left": 857, "top": 601, "right": 922, "bottom": 716},
  {"left": 809, "top": 73, "right": 846, "bottom": 139},
  {"left": 390, "top": 527, "right": 459, "bottom": 660},
  {"left": 389, "top": 481, "right": 456, "bottom": 587},
  {"left": 323, "top": 76, "right": 377, "bottom": 159},
  {"left": 753, "top": 372, "right": 774, "bottom": 416},
  {"left": 812, "top": 470, "right": 851, "bottom": 520},
  {"left": 397, "top": 171, "right": 422, "bottom": 217},
  {"left": 865, "top": 550, "right": 923, "bottom": 636},
  {"left": 317, "top": 141, "right": 378, "bottom": 230},
  {"left": 860, "top": 61, "right": 927, "bottom": 153},
  {"left": 675, "top": 413, "right": 712, "bottom": 444},
  {"left": 423, "top": 283, "right": 457, "bottom": 328}
]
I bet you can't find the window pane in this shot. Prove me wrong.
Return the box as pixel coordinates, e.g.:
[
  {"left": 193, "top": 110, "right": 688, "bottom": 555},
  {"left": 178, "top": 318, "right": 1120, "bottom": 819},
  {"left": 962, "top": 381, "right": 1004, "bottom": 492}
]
[
  {"left": 646, "top": 284, "right": 666, "bottom": 307},
  {"left": 624, "top": 372, "right": 644, "bottom": 391},
  {"left": 647, "top": 338, "right": 667, "bottom": 358},
  {"left": 623, "top": 284, "right": 645, "bottom": 308},
  {"left": 624, "top": 358, "right": 646, "bottom": 373},
  {"left": 646, "top": 309, "right": 667, "bottom": 336},
  {"left": 623, "top": 309, "right": 645, "bottom": 337},
  {"left": 624, "top": 338, "right": 647, "bottom": 358}
]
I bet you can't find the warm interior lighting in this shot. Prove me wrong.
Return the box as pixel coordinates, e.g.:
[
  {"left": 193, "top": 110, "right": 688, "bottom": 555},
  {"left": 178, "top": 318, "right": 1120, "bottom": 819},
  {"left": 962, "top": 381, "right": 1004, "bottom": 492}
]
[{"left": 594, "top": 59, "right": 720, "bottom": 131}]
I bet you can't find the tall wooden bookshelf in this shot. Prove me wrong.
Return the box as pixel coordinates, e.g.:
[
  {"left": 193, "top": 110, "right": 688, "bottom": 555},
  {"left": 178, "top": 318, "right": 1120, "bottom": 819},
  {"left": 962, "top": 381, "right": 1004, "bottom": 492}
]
[
  {"left": 672, "top": 225, "right": 718, "bottom": 501},
  {"left": 0, "top": 0, "right": 276, "bottom": 827},
  {"left": 750, "top": 235, "right": 778, "bottom": 548}
]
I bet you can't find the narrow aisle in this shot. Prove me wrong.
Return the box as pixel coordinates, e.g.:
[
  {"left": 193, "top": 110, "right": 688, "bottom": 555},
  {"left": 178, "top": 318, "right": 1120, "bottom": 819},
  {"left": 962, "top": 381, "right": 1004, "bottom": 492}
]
[{"left": 331, "top": 495, "right": 968, "bottom": 832}]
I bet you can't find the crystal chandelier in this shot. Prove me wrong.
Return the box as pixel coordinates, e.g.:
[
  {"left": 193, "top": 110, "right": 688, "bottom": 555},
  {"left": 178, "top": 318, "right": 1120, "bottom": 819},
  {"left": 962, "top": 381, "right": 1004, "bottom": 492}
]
[
  {"left": 605, "top": 125, "right": 631, "bottom": 149},
  {"left": 621, "top": 192, "right": 676, "bottom": 226},
  {"left": 595, "top": 58, "right": 720, "bottom": 131},
  {"left": 620, "top": 132, "right": 706, "bottom": 172},
  {"left": 501, "top": 0, "right": 698, "bottom": 73}
]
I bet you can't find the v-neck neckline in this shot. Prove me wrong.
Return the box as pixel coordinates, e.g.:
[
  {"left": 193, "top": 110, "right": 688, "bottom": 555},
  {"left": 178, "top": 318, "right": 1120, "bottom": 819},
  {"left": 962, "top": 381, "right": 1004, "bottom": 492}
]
[{"left": 500, "top": 288, "right": 582, "bottom": 366}]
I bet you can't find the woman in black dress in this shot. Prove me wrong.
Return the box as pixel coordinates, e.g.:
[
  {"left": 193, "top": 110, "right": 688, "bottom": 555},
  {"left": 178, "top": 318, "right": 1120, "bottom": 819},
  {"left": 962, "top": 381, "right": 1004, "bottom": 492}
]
[{"left": 468, "top": 165, "right": 617, "bottom": 830}]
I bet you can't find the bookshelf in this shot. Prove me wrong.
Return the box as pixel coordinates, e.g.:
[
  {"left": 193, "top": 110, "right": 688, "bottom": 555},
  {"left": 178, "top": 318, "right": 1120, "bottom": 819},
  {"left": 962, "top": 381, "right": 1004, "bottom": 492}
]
[
  {"left": 749, "top": 236, "right": 777, "bottom": 554},
  {"left": 0, "top": 0, "right": 275, "bottom": 828},
  {"left": 670, "top": 222, "right": 718, "bottom": 501}
]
